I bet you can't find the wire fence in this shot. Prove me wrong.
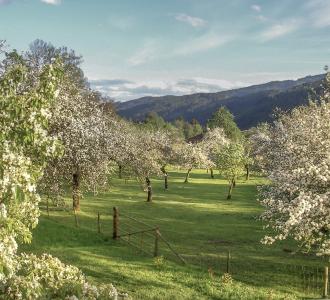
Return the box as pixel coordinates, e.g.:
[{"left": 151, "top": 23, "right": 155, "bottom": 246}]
[
  {"left": 109, "top": 207, "right": 329, "bottom": 299},
  {"left": 116, "top": 209, "right": 186, "bottom": 264},
  {"left": 180, "top": 249, "right": 328, "bottom": 298},
  {"left": 41, "top": 204, "right": 329, "bottom": 299}
]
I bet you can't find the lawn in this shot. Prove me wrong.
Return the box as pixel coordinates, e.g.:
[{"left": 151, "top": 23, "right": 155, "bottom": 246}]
[{"left": 22, "top": 169, "right": 325, "bottom": 300}]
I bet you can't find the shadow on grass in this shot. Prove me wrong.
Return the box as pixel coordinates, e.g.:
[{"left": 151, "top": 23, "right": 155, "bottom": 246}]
[{"left": 26, "top": 170, "right": 323, "bottom": 299}]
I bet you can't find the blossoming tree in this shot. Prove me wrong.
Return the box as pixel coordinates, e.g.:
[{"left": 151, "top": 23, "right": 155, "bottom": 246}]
[
  {"left": 116, "top": 121, "right": 170, "bottom": 202},
  {"left": 26, "top": 41, "right": 118, "bottom": 211},
  {"left": 258, "top": 75, "right": 330, "bottom": 255},
  {"left": 44, "top": 84, "right": 114, "bottom": 211},
  {"left": 217, "top": 142, "right": 247, "bottom": 199},
  {"left": 0, "top": 52, "right": 120, "bottom": 299},
  {"left": 200, "top": 128, "right": 229, "bottom": 178},
  {"left": 178, "top": 128, "right": 228, "bottom": 183},
  {"left": 178, "top": 141, "right": 211, "bottom": 183}
]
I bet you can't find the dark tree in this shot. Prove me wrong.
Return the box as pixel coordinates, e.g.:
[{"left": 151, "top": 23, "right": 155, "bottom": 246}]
[{"left": 207, "top": 106, "right": 242, "bottom": 141}]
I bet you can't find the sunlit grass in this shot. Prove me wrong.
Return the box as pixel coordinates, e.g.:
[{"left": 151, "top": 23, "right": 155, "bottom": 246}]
[{"left": 21, "top": 169, "right": 324, "bottom": 299}]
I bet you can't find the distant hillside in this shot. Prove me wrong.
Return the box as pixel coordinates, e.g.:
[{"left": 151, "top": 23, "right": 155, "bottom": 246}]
[{"left": 115, "top": 74, "right": 325, "bottom": 129}]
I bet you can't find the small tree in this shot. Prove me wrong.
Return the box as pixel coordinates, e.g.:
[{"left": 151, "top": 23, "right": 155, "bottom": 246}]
[
  {"left": 217, "top": 142, "right": 246, "bottom": 199},
  {"left": 247, "top": 123, "right": 271, "bottom": 174},
  {"left": 200, "top": 128, "right": 228, "bottom": 179},
  {"left": 140, "top": 117, "right": 184, "bottom": 190},
  {"left": 138, "top": 129, "right": 171, "bottom": 201},
  {"left": 207, "top": 106, "right": 242, "bottom": 141},
  {"left": 144, "top": 111, "right": 167, "bottom": 129},
  {"left": 240, "top": 132, "right": 257, "bottom": 181},
  {"left": 177, "top": 142, "right": 211, "bottom": 183},
  {"left": 176, "top": 128, "right": 228, "bottom": 183},
  {"left": 114, "top": 121, "right": 168, "bottom": 202},
  {"left": 158, "top": 133, "right": 181, "bottom": 190},
  {"left": 191, "top": 118, "right": 203, "bottom": 137}
]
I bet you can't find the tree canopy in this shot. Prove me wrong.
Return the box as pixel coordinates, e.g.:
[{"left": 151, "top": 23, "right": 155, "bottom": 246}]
[
  {"left": 257, "top": 75, "right": 330, "bottom": 255},
  {"left": 207, "top": 106, "right": 242, "bottom": 141},
  {"left": 0, "top": 50, "right": 120, "bottom": 299}
]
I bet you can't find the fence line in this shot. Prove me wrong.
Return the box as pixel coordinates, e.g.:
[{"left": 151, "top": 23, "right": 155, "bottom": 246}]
[
  {"left": 111, "top": 207, "right": 330, "bottom": 298},
  {"left": 45, "top": 204, "right": 329, "bottom": 299},
  {"left": 119, "top": 211, "right": 155, "bottom": 229},
  {"left": 112, "top": 207, "right": 186, "bottom": 264}
]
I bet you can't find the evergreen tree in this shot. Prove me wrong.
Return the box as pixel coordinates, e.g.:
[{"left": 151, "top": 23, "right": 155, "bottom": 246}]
[
  {"left": 207, "top": 106, "right": 242, "bottom": 141},
  {"left": 191, "top": 118, "right": 203, "bottom": 137},
  {"left": 144, "top": 111, "right": 166, "bottom": 129}
]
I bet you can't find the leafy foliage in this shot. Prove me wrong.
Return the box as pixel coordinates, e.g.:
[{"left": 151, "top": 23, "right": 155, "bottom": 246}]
[
  {"left": 217, "top": 143, "right": 246, "bottom": 180},
  {"left": 142, "top": 111, "right": 203, "bottom": 140},
  {"left": 207, "top": 106, "right": 242, "bottom": 141}
]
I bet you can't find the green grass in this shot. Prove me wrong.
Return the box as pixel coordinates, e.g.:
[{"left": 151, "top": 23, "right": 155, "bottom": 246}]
[{"left": 22, "top": 169, "right": 325, "bottom": 299}]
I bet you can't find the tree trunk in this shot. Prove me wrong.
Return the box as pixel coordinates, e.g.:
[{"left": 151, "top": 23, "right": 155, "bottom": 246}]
[
  {"left": 210, "top": 168, "right": 214, "bottom": 179},
  {"left": 146, "top": 177, "right": 152, "bottom": 202},
  {"left": 72, "top": 172, "right": 80, "bottom": 211},
  {"left": 161, "top": 166, "right": 168, "bottom": 190},
  {"left": 227, "top": 179, "right": 234, "bottom": 200},
  {"left": 233, "top": 178, "right": 236, "bottom": 188},
  {"left": 184, "top": 168, "right": 192, "bottom": 183},
  {"left": 164, "top": 173, "right": 168, "bottom": 190},
  {"left": 118, "top": 164, "right": 122, "bottom": 179},
  {"left": 245, "top": 164, "right": 250, "bottom": 181}
]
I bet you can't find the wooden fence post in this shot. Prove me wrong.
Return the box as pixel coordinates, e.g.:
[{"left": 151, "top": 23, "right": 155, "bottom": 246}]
[
  {"left": 324, "top": 266, "right": 329, "bottom": 298},
  {"left": 113, "top": 207, "right": 119, "bottom": 239},
  {"left": 226, "top": 250, "right": 231, "bottom": 273},
  {"left": 97, "top": 212, "right": 101, "bottom": 233},
  {"left": 154, "top": 227, "right": 160, "bottom": 257}
]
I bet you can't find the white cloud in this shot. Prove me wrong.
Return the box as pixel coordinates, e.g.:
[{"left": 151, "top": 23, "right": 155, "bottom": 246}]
[
  {"left": 41, "top": 0, "right": 61, "bottom": 5},
  {"left": 127, "top": 41, "right": 158, "bottom": 66},
  {"left": 260, "top": 20, "right": 299, "bottom": 41},
  {"left": 127, "top": 32, "right": 230, "bottom": 66},
  {"left": 174, "top": 32, "right": 231, "bottom": 55},
  {"left": 305, "top": 0, "right": 330, "bottom": 28},
  {"left": 90, "top": 77, "right": 247, "bottom": 101},
  {"left": 251, "top": 4, "right": 261, "bottom": 12},
  {"left": 255, "top": 14, "right": 267, "bottom": 22},
  {"left": 175, "top": 13, "right": 207, "bottom": 27}
]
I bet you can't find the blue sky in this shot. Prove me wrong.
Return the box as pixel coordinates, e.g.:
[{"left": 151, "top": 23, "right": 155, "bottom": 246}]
[{"left": 0, "top": 0, "right": 329, "bottom": 101}]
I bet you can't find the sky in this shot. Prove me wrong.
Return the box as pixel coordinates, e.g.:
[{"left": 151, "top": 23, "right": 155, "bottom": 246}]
[{"left": 0, "top": 0, "right": 329, "bottom": 101}]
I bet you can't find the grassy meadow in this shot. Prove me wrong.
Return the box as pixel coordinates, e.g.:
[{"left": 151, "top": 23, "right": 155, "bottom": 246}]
[{"left": 21, "top": 169, "right": 325, "bottom": 300}]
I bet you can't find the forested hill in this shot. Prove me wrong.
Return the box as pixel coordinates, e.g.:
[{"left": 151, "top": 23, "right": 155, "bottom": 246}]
[{"left": 115, "top": 74, "right": 325, "bottom": 129}]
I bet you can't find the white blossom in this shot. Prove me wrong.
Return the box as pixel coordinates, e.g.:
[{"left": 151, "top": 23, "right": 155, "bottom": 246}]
[
  {"left": 0, "top": 51, "right": 122, "bottom": 299},
  {"left": 258, "top": 75, "right": 330, "bottom": 255}
]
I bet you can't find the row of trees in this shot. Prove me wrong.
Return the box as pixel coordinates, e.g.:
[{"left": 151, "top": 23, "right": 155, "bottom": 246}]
[
  {"left": 142, "top": 111, "right": 203, "bottom": 140},
  {"left": 24, "top": 40, "right": 175, "bottom": 209},
  {"left": 138, "top": 102, "right": 255, "bottom": 200}
]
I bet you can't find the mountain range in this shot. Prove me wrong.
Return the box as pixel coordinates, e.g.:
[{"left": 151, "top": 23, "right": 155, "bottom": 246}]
[{"left": 115, "top": 74, "right": 325, "bottom": 129}]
